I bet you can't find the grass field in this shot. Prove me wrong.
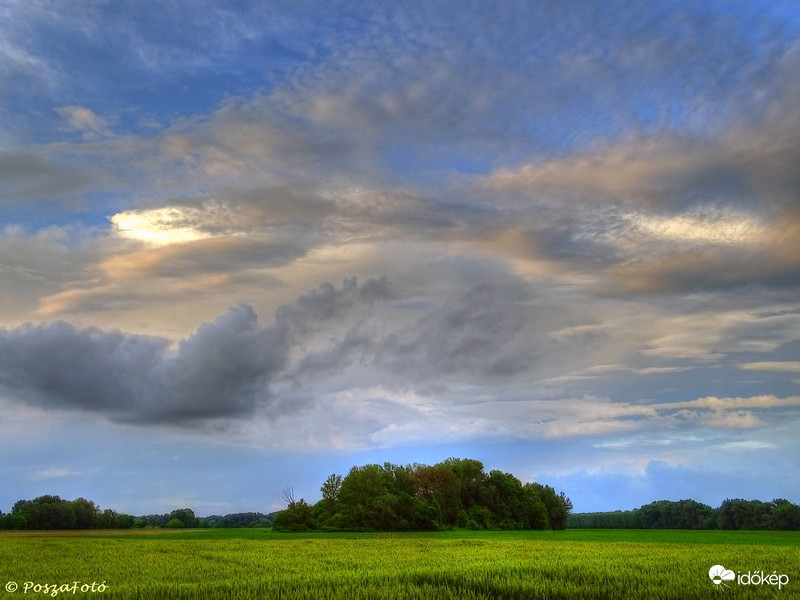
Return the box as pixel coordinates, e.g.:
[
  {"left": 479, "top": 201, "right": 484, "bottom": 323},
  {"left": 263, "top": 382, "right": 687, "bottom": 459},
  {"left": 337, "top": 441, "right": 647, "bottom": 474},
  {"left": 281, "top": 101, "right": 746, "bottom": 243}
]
[{"left": 1, "top": 529, "right": 797, "bottom": 599}]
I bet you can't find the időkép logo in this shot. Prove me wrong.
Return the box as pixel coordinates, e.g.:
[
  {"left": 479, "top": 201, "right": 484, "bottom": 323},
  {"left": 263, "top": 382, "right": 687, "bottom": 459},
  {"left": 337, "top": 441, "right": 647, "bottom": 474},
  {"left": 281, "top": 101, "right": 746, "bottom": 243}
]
[{"left": 708, "top": 564, "right": 789, "bottom": 591}]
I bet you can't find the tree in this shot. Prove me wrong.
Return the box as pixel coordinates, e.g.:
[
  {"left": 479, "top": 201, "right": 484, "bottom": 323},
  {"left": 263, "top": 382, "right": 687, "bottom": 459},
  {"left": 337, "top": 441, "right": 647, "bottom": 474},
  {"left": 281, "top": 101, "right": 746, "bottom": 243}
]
[
  {"left": 485, "top": 470, "right": 526, "bottom": 529},
  {"left": 273, "top": 499, "right": 315, "bottom": 532},
  {"left": 282, "top": 487, "right": 296, "bottom": 505},
  {"left": 321, "top": 474, "right": 343, "bottom": 507},
  {"left": 443, "top": 458, "right": 487, "bottom": 511},
  {"left": 72, "top": 498, "right": 100, "bottom": 529},
  {"left": 13, "top": 496, "right": 76, "bottom": 530},
  {"left": 338, "top": 464, "right": 389, "bottom": 528},
  {"left": 265, "top": 458, "right": 572, "bottom": 532},
  {"left": 412, "top": 464, "right": 460, "bottom": 525},
  {"left": 168, "top": 508, "right": 197, "bottom": 528},
  {"left": 528, "top": 483, "right": 571, "bottom": 529}
]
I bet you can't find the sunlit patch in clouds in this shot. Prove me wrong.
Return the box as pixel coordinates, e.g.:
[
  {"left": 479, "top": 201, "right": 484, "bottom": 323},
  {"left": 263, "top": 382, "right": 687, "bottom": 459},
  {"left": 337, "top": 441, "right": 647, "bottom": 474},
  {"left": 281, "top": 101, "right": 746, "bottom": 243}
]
[
  {"left": 110, "top": 207, "right": 212, "bottom": 245},
  {"left": 625, "top": 209, "right": 765, "bottom": 246}
]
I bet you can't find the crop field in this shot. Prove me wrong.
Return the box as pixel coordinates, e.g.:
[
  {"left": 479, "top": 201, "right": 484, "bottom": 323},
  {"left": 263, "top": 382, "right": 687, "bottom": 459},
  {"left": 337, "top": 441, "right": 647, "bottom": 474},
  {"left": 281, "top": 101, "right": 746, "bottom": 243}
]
[{"left": 1, "top": 529, "right": 797, "bottom": 599}]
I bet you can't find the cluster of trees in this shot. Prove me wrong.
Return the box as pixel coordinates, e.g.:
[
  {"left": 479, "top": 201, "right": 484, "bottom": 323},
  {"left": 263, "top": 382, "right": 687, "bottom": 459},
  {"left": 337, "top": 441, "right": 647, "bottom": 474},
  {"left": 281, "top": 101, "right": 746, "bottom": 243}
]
[
  {"left": 0, "top": 497, "right": 274, "bottom": 530},
  {"left": 273, "top": 458, "right": 572, "bottom": 532},
  {"left": 0, "top": 496, "right": 135, "bottom": 530},
  {"left": 568, "top": 498, "right": 800, "bottom": 530},
  {"left": 200, "top": 512, "right": 273, "bottom": 528},
  {"left": 137, "top": 510, "right": 273, "bottom": 528},
  {"left": 137, "top": 508, "right": 199, "bottom": 529}
]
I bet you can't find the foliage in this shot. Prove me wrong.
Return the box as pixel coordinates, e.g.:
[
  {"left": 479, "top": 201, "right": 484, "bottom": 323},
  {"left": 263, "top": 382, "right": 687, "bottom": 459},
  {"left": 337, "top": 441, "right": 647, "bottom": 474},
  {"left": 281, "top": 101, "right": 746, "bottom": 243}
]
[
  {"left": 0, "top": 497, "right": 275, "bottom": 530},
  {"left": 1, "top": 496, "right": 135, "bottom": 530},
  {"left": 168, "top": 508, "right": 198, "bottom": 528},
  {"left": 568, "top": 498, "right": 800, "bottom": 530},
  {"left": 200, "top": 512, "right": 273, "bottom": 528},
  {"left": 272, "top": 499, "right": 315, "bottom": 532},
  {"left": 274, "top": 458, "right": 571, "bottom": 532}
]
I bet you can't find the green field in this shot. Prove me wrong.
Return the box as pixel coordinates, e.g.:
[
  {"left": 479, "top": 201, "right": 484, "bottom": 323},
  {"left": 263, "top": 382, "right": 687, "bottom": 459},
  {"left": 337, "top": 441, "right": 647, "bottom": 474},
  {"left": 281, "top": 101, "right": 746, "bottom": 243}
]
[{"left": 1, "top": 529, "right": 797, "bottom": 599}]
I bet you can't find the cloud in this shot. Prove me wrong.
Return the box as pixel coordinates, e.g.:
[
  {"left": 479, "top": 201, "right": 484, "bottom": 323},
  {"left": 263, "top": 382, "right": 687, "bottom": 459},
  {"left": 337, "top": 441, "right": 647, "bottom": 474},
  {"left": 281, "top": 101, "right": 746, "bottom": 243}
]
[
  {"left": 739, "top": 361, "right": 800, "bottom": 373},
  {"left": 0, "top": 151, "right": 93, "bottom": 201},
  {"left": 532, "top": 394, "right": 800, "bottom": 440},
  {"left": 56, "top": 106, "right": 112, "bottom": 139},
  {"left": 0, "top": 277, "right": 540, "bottom": 440},
  {"left": 479, "top": 124, "right": 800, "bottom": 294},
  {"left": 108, "top": 187, "right": 334, "bottom": 246},
  {"left": 28, "top": 467, "right": 87, "bottom": 481},
  {"left": 0, "top": 277, "right": 399, "bottom": 426},
  {"left": 378, "top": 282, "right": 532, "bottom": 377},
  {"left": 1, "top": 0, "right": 799, "bottom": 499},
  {"left": 99, "top": 236, "right": 307, "bottom": 280},
  {"left": 0, "top": 304, "right": 286, "bottom": 424}
]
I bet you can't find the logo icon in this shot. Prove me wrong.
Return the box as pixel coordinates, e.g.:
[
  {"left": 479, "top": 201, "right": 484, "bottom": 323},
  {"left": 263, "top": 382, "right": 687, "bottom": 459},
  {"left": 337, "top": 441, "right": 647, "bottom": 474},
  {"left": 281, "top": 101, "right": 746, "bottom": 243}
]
[{"left": 709, "top": 565, "right": 735, "bottom": 590}]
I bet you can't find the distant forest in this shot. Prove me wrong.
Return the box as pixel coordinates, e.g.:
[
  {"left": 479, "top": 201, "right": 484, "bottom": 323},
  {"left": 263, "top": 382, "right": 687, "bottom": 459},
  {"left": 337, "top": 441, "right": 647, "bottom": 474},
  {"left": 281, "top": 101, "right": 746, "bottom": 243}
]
[
  {"left": 568, "top": 498, "right": 800, "bottom": 530},
  {"left": 0, "top": 496, "right": 273, "bottom": 530}
]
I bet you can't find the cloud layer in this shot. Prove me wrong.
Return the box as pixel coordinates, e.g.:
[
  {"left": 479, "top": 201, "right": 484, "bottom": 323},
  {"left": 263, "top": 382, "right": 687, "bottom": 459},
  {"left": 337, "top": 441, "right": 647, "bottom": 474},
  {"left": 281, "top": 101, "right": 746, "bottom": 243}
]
[{"left": 1, "top": 1, "right": 799, "bottom": 512}]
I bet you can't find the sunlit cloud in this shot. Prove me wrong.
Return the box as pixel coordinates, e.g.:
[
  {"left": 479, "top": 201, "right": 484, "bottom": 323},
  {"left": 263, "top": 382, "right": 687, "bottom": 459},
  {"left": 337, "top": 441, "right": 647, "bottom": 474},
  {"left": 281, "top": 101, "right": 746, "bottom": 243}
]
[
  {"left": 625, "top": 210, "right": 765, "bottom": 246},
  {"left": 739, "top": 361, "right": 800, "bottom": 373},
  {"left": 110, "top": 207, "right": 212, "bottom": 245}
]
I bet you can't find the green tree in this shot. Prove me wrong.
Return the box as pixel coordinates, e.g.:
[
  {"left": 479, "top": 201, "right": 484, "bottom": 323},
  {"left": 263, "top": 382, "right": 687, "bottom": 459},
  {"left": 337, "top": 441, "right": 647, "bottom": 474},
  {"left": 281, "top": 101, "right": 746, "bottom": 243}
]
[
  {"left": 320, "top": 474, "right": 343, "bottom": 509},
  {"left": 168, "top": 508, "right": 197, "bottom": 528},
  {"left": 71, "top": 498, "right": 99, "bottom": 529},
  {"left": 528, "top": 483, "right": 571, "bottom": 529},
  {"left": 273, "top": 499, "right": 315, "bottom": 531},
  {"left": 443, "top": 458, "right": 486, "bottom": 511},
  {"left": 412, "top": 464, "right": 460, "bottom": 526},
  {"left": 769, "top": 499, "right": 800, "bottom": 530},
  {"left": 485, "top": 470, "right": 526, "bottom": 529},
  {"left": 338, "top": 464, "right": 390, "bottom": 528},
  {"left": 14, "top": 496, "right": 76, "bottom": 529}
]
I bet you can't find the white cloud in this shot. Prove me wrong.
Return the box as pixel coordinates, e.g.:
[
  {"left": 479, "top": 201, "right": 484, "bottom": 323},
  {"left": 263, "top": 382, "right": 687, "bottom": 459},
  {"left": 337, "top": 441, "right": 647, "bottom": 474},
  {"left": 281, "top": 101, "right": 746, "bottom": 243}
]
[
  {"left": 110, "top": 207, "right": 212, "bottom": 245},
  {"left": 28, "top": 467, "right": 86, "bottom": 481},
  {"left": 56, "top": 106, "right": 112, "bottom": 139}
]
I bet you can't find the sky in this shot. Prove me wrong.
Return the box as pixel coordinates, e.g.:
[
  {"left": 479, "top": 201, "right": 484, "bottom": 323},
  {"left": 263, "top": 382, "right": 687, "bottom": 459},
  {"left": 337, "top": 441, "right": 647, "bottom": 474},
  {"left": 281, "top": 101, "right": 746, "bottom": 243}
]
[{"left": 1, "top": 0, "right": 799, "bottom": 517}]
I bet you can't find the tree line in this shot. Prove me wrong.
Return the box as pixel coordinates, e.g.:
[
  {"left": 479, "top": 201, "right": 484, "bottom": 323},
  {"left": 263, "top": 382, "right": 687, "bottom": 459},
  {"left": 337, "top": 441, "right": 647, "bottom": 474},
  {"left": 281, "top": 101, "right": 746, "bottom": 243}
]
[
  {"left": 0, "top": 496, "right": 136, "bottom": 530},
  {"left": 0, "top": 496, "right": 274, "bottom": 530},
  {"left": 273, "top": 458, "right": 572, "bottom": 532},
  {"left": 568, "top": 498, "right": 800, "bottom": 530}
]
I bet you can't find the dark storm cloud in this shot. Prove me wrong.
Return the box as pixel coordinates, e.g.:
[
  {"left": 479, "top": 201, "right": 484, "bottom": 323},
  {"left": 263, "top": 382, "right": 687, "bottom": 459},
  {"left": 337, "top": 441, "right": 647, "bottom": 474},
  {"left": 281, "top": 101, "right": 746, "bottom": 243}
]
[
  {"left": 0, "top": 304, "right": 286, "bottom": 424},
  {"left": 0, "top": 274, "right": 544, "bottom": 427},
  {"left": 0, "top": 277, "right": 397, "bottom": 425}
]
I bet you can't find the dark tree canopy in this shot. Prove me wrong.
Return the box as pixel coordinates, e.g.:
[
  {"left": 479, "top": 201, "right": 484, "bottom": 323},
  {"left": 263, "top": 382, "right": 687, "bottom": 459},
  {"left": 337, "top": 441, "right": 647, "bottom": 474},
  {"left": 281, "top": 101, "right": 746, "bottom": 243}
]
[
  {"left": 568, "top": 498, "right": 800, "bottom": 530},
  {"left": 272, "top": 458, "right": 572, "bottom": 532},
  {"left": 2, "top": 496, "right": 134, "bottom": 530},
  {"left": 1, "top": 497, "right": 275, "bottom": 530}
]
